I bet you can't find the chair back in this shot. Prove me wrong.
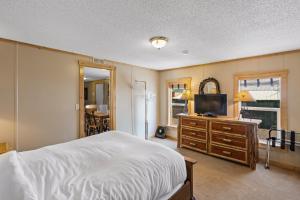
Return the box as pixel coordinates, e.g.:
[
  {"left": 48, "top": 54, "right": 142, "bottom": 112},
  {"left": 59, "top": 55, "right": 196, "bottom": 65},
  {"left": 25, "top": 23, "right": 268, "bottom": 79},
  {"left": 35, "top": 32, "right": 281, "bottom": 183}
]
[
  {"left": 86, "top": 112, "right": 97, "bottom": 126},
  {"left": 98, "top": 104, "right": 108, "bottom": 114}
]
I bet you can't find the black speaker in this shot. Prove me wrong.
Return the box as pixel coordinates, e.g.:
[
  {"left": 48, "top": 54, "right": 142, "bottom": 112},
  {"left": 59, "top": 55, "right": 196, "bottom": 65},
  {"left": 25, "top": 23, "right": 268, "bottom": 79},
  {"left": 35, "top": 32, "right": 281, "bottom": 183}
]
[{"left": 155, "top": 126, "right": 167, "bottom": 139}]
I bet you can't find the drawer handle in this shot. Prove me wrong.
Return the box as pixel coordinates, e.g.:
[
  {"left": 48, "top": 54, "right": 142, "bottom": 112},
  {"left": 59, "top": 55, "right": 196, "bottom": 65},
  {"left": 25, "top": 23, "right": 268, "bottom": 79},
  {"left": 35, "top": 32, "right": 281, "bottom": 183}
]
[
  {"left": 222, "top": 151, "right": 232, "bottom": 155},
  {"left": 189, "top": 122, "right": 197, "bottom": 125},
  {"left": 189, "top": 142, "right": 196, "bottom": 146},
  {"left": 222, "top": 126, "right": 232, "bottom": 131},
  {"left": 190, "top": 132, "right": 197, "bottom": 136},
  {"left": 222, "top": 138, "right": 232, "bottom": 143}
]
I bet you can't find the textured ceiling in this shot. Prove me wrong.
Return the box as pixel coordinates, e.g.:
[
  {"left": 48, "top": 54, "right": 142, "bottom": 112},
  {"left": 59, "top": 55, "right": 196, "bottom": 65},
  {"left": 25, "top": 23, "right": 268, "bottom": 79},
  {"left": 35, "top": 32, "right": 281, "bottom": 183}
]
[{"left": 1, "top": 0, "right": 300, "bottom": 70}]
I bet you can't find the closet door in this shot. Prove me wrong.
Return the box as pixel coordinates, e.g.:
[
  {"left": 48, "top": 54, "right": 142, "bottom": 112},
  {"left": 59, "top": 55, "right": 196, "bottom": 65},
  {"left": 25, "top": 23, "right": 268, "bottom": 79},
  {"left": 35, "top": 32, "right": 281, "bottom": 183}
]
[{"left": 133, "top": 82, "right": 146, "bottom": 139}]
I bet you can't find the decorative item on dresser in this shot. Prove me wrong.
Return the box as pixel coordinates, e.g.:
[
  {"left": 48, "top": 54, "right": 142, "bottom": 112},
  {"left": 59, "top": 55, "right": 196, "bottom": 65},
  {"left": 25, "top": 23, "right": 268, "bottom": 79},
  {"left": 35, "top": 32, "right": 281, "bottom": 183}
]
[
  {"left": 199, "top": 77, "right": 221, "bottom": 94},
  {"left": 234, "top": 90, "right": 256, "bottom": 120},
  {"left": 177, "top": 115, "right": 260, "bottom": 169},
  {"left": 181, "top": 89, "right": 193, "bottom": 114}
]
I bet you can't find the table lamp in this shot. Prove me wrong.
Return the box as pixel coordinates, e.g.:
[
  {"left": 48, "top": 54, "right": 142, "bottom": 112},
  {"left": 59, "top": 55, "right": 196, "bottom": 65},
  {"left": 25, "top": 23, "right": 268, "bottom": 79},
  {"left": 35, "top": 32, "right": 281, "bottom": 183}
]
[
  {"left": 181, "top": 89, "right": 193, "bottom": 114},
  {"left": 234, "top": 90, "right": 255, "bottom": 120}
]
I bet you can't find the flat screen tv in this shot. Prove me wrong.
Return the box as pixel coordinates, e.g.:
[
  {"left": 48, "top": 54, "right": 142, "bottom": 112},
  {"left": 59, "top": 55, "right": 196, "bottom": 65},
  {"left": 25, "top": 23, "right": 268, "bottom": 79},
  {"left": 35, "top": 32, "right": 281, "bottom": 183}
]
[{"left": 194, "top": 94, "right": 227, "bottom": 116}]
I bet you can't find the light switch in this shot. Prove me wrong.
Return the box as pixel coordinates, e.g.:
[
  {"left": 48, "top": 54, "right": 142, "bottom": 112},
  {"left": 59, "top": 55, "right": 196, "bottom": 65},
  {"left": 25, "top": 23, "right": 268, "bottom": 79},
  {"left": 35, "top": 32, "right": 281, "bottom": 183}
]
[{"left": 75, "top": 104, "right": 80, "bottom": 110}]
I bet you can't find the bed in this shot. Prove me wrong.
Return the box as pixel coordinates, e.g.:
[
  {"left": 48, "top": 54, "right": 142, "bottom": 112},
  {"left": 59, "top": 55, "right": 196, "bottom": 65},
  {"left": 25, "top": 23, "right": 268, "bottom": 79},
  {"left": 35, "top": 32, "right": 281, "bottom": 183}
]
[{"left": 0, "top": 131, "right": 196, "bottom": 200}]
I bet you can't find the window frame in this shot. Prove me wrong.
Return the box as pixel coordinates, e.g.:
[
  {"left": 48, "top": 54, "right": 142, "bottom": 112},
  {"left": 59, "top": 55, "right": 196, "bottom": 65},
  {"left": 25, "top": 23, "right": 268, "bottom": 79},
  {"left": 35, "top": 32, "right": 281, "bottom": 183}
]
[
  {"left": 166, "top": 77, "right": 192, "bottom": 127},
  {"left": 233, "top": 70, "right": 288, "bottom": 130}
]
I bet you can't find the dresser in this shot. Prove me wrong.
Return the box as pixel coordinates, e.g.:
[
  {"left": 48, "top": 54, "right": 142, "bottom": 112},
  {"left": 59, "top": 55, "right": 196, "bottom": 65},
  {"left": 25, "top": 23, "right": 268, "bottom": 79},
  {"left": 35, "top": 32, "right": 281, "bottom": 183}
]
[{"left": 177, "top": 115, "right": 259, "bottom": 169}]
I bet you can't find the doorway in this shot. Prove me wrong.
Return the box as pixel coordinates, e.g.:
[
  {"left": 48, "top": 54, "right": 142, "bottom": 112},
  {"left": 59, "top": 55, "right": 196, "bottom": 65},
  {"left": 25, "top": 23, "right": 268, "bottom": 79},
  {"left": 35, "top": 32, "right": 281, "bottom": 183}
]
[{"left": 79, "top": 61, "right": 116, "bottom": 138}]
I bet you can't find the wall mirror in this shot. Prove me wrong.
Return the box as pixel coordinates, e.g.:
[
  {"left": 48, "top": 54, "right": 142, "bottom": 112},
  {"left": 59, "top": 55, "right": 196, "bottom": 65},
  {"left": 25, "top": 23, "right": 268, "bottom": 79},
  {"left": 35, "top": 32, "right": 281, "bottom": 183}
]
[
  {"left": 79, "top": 61, "right": 116, "bottom": 138},
  {"left": 199, "top": 77, "right": 220, "bottom": 94}
]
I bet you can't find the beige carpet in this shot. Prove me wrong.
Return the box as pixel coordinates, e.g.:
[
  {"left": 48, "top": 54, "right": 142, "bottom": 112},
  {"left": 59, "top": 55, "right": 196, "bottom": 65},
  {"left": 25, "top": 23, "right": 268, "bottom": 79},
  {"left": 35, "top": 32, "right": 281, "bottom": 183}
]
[{"left": 151, "top": 137, "right": 300, "bottom": 200}]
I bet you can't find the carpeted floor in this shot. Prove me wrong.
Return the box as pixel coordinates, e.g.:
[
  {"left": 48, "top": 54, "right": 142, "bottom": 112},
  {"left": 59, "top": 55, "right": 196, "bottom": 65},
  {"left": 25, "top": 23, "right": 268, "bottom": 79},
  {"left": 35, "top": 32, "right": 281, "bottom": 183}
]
[{"left": 151, "top": 137, "right": 300, "bottom": 200}]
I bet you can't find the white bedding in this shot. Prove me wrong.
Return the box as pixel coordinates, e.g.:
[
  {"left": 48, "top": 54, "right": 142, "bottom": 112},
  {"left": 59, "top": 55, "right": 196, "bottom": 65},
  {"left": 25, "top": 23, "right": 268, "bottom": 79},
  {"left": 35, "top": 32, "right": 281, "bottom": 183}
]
[{"left": 0, "top": 131, "right": 186, "bottom": 200}]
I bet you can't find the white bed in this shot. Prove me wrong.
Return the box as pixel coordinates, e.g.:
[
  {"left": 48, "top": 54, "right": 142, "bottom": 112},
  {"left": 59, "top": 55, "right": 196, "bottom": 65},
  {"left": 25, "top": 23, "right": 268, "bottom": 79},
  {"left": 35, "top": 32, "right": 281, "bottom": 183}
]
[{"left": 0, "top": 131, "right": 187, "bottom": 200}]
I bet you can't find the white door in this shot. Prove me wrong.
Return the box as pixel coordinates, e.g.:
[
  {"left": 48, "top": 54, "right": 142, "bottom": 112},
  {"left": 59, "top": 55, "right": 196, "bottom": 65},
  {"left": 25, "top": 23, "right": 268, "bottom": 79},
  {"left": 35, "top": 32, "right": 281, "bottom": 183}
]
[
  {"left": 96, "top": 84, "right": 104, "bottom": 106},
  {"left": 133, "top": 82, "right": 146, "bottom": 139}
]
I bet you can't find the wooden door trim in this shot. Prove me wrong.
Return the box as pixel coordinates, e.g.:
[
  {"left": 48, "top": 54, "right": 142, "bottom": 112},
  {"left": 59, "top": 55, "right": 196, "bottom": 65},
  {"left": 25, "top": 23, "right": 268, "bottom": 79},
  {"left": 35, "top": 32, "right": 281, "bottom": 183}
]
[{"left": 79, "top": 61, "right": 116, "bottom": 138}]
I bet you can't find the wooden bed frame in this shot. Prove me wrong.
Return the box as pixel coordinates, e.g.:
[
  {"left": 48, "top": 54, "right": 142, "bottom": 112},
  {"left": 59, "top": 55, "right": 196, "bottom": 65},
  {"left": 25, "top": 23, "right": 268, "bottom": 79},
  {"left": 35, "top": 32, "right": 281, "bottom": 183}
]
[{"left": 169, "top": 156, "right": 197, "bottom": 200}]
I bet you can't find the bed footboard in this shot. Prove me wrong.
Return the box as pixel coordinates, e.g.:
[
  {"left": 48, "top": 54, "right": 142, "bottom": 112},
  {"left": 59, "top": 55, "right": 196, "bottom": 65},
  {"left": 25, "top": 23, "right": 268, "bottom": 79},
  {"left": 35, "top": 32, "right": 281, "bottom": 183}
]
[{"left": 169, "top": 156, "right": 197, "bottom": 200}]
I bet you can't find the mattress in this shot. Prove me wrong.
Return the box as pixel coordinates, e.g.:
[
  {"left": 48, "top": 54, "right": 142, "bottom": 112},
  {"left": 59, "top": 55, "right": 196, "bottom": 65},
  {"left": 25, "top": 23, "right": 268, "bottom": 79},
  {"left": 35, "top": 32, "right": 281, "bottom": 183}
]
[{"left": 0, "top": 131, "right": 187, "bottom": 200}]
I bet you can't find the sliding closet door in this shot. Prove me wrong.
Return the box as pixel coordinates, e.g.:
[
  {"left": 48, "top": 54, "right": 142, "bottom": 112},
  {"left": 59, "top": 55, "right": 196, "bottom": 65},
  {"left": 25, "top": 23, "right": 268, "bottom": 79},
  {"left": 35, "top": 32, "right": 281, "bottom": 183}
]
[
  {"left": 0, "top": 41, "right": 15, "bottom": 148},
  {"left": 17, "top": 45, "right": 80, "bottom": 151},
  {"left": 133, "top": 82, "right": 146, "bottom": 139}
]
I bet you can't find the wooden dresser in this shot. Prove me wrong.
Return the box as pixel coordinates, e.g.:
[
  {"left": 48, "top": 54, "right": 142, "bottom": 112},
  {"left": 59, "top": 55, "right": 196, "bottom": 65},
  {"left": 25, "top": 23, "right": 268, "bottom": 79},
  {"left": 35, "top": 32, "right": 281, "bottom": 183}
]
[{"left": 178, "top": 115, "right": 259, "bottom": 169}]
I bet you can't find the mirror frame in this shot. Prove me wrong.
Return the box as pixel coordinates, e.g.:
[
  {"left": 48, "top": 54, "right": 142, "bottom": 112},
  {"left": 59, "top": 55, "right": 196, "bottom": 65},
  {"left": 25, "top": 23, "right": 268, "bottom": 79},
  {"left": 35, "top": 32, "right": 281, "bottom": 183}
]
[
  {"left": 78, "top": 60, "right": 116, "bottom": 138},
  {"left": 199, "top": 77, "right": 221, "bottom": 94}
]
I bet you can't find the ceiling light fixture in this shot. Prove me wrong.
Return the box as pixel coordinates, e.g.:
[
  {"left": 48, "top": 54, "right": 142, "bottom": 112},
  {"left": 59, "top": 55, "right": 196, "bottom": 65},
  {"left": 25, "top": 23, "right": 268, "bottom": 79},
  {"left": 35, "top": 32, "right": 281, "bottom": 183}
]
[
  {"left": 182, "top": 50, "right": 189, "bottom": 55},
  {"left": 150, "top": 36, "right": 168, "bottom": 49}
]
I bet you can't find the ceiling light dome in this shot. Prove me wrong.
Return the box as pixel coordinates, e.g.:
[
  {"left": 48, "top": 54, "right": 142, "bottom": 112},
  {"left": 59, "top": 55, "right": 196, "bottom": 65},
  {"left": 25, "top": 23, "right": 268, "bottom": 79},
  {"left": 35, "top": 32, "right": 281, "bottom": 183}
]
[{"left": 150, "top": 36, "right": 168, "bottom": 49}]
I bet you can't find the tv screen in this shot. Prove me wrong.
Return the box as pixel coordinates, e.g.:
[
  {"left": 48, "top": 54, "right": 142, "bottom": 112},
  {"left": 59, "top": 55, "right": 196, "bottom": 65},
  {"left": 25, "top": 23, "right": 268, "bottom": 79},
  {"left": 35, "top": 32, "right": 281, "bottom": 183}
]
[{"left": 194, "top": 94, "right": 227, "bottom": 116}]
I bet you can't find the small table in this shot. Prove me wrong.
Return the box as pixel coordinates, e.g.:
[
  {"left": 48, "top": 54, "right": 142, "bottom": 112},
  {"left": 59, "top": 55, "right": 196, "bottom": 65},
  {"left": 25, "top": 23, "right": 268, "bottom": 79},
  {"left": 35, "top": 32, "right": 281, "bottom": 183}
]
[{"left": 0, "top": 143, "right": 11, "bottom": 154}]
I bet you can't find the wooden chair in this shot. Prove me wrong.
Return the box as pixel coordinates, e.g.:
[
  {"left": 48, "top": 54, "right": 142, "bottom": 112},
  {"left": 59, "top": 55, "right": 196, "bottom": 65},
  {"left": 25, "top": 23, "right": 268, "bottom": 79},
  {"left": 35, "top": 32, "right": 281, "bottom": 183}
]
[
  {"left": 85, "top": 112, "right": 99, "bottom": 136},
  {"left": 103, "top": 118, "right": 110, "bottom": 132}
]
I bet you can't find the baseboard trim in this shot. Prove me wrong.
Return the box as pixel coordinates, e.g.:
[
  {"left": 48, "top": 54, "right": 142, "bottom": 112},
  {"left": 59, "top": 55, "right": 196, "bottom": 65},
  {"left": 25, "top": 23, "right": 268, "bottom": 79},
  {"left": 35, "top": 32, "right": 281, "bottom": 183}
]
[
  {"left": 166, "top": 134, "right": 177, "bottom": 141},
  {"left": 259, "top": 158, "right": 300, "bottom": 172}
]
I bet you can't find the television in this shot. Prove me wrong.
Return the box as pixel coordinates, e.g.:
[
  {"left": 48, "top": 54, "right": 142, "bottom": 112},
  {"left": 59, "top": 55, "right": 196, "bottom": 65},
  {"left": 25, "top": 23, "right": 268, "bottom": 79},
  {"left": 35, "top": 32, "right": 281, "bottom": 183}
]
[{"left": 194, "top": 94, "right": 227, "bottom": 116}]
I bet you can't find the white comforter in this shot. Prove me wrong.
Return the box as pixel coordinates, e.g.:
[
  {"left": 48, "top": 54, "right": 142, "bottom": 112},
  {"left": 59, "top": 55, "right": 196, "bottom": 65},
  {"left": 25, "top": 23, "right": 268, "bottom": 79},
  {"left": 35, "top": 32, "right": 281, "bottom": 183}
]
[{"left": 0, "top": 131, "right": 186, "bottom": 200}]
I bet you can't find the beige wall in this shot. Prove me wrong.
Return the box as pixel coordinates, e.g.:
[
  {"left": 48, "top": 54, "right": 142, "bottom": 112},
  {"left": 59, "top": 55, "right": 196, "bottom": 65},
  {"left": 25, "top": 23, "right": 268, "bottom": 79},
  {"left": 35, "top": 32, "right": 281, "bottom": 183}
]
[
  {"left": 0, "top": 40, "right": 91, "bottom": 151},
  {"left": 0, "top": 40, "right": 159, "bottom": 151},
  {"left": 0, "top": 41, "right": 16, "bottom": 147},
  {"left": 159, "top": 51, "right": 300, "bottom": 168},
  {"left": 17, "top": 45, "right": 89, "bottom": 151}
]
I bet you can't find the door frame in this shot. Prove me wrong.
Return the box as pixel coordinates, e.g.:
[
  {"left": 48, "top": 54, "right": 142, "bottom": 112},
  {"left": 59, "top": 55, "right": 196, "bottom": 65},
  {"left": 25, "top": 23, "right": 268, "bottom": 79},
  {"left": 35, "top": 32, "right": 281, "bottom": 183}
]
[{"left": 78, "top": 60, "right": 116, "bottom": 138}]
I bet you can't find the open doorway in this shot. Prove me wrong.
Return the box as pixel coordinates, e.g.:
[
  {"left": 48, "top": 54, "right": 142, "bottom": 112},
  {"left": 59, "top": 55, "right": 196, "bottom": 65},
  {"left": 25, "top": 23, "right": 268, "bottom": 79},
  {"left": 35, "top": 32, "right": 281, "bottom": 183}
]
[{"left": 79, "top": 61, "right": 116, "bottom": 138}]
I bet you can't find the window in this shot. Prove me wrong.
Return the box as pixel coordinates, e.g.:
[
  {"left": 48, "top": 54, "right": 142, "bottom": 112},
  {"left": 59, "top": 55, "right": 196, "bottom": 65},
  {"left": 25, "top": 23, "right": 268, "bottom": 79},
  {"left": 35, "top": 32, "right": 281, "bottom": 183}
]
[
  {"left": 234, "top": 70, "right": 288, "bottom": 142},
  {"left": 167, "top": 78, "right": 192, "bottom": 127}
]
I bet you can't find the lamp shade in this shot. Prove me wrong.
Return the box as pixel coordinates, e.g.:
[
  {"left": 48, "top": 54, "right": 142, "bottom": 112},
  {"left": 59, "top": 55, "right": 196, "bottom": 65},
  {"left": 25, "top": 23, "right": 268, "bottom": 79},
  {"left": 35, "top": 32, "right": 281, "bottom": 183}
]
[
  {"left": 234, "top": 90, "right": 255, "bottom": 102},
  {"left": 181, "top": 89, "right": 193, "bottom": 100}
]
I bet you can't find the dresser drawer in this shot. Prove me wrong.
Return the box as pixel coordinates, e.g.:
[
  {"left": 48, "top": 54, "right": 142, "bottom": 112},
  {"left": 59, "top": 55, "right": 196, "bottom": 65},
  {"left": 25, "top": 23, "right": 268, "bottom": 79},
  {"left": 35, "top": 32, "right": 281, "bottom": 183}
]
[
  {"left": 211, "top": 122, "right": 247, "bottom": 136},
  {"left": 182, "top": 118, "right": 207, "bottom": 129},
  {"left": 210, "top": 145, "right": 247, "bottom": 163},
  {"left": 211, "top": 133, "right": 247, "bottom": 149},
  {"left": 182, "top": 128, "right": 206, "bottom": 141},
  {"left": 182, "top": 137, "right": 207, "bottom": 152}
]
